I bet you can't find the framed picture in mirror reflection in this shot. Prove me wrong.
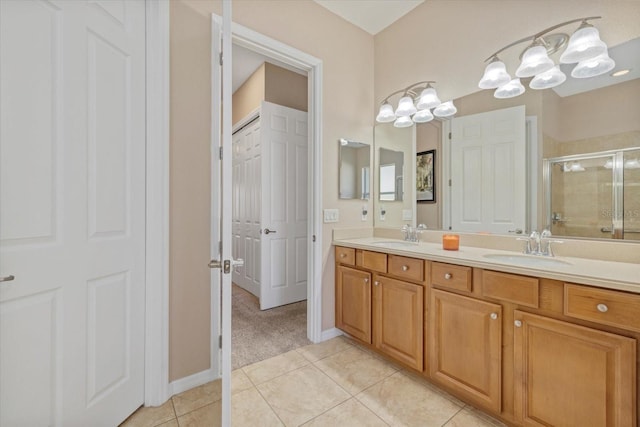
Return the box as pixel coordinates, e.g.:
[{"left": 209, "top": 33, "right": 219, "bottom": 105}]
[{"left": 417, "top": 150, "right": 435, "bottom": 203}]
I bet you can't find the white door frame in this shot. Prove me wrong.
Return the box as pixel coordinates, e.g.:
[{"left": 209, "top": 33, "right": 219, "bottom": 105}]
[
  {"left": 222, "top": 19, "right": 324, "bottom": 344},
  {"left": 142, "top": 3, "right": 324, "bottom": 406},
  {"left": 144, "top": 0, "right": 171, "bottom": 407}
]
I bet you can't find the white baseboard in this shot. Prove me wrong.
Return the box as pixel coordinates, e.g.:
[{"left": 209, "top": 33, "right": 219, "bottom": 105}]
[
  {"left": 320, "top": 327, "right": 343, "bottom": 341},
  {"left": 168, "top": 367, "right": 219, "bottom": 397}
]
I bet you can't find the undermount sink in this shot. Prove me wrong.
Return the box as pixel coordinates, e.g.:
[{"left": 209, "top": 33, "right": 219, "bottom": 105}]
[
  {"left": 482, "top": 253, "right": 571, "bottom": 268},
  {"left": 370, "top": 240, "right": 419, "bottom": 249}
]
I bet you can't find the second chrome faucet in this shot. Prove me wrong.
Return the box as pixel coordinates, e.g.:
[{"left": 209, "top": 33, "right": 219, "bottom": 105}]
[{"left": 517, "top": 229, "right": 563, "bottom": 256}]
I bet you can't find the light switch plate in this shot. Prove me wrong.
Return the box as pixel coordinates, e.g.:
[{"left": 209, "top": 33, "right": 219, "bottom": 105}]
[{"left": 323, "top": 209, "right": 339, "bottom": 223}]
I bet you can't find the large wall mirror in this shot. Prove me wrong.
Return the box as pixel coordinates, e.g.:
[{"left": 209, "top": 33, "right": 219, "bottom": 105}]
[
  {"left": 374, "top": 34, "right": 640, "bottom": 241},
  {"left": 339, "top": 139, "right": 371, "bottom": 200}
]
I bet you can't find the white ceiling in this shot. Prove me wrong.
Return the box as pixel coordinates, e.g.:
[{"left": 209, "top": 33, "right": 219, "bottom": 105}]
[{"left": 313, "top": 0, "right": 425, "bottom": 35}]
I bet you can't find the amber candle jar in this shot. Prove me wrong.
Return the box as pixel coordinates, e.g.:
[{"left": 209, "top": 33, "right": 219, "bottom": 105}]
[{"left": 442, "top": 234, "right": 460, "bottom": 251}]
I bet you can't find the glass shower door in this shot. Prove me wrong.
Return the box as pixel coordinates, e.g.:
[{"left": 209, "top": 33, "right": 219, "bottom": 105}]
[{"left": 623, "top": 149, "right": 640, "bottom": 240}]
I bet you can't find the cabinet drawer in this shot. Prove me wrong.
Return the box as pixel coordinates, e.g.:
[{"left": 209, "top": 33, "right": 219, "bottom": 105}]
[
  {"left": 388, "top": 254, "right": 424, "bottom": 282},
  {"left": 564, "top": 284, "right": 640, "bottom": 333},
  {"left": 431, "top": 262, "right": 472, "bottom": 292},
  {"left": 482, "top": 270, "right": 539, "bottom": 308},
  {"left": 357, "top": 250, "right": 387, "bottom": 273},
  {"left": 335, "top": 246, "right": 355, "bottom": 266}
]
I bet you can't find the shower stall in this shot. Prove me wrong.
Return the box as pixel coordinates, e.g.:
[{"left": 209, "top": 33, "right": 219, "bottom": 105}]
[{"left": 543, "top": 147, "right": 640, "bottom": 240}]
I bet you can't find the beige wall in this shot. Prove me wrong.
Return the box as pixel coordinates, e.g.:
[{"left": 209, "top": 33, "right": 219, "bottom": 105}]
[
  {"left": 170, "top": 0, "right": 374, "bottom": 381},
  {"left": 233, "top": 62, "right": 308, "bottom": 125}
]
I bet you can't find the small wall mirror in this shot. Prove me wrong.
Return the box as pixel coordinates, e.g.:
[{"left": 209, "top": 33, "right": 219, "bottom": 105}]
[
  {"left": 378, "top": 147, "right": 404, "bottom": 201},
  {"left": 338, "top": 139, "right": 371, "bottom": 200}
]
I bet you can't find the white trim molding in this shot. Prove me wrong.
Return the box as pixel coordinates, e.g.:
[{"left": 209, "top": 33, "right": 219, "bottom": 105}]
[
  {"left": 321, "top": 328, "right": 344, "bottom": 342},
  {"left": 168, "top": 367, "right": 217, "bottom": 397},
  {"left": 223, "top": 21, "right": 324, "bottom": 344},
  {"left": 144, "top": 0, "right": 171, "bottom": 407}
]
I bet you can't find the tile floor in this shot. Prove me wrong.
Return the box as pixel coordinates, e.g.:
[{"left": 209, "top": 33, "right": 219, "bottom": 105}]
[{"left": 121, "top": 337, "right": 505, "bottom": 427}]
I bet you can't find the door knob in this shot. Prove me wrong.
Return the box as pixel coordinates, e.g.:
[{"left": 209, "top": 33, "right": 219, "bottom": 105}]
[
  {"left": 208, "top": 260, "right": 222, "bottom": 269},
  {"left": 0, "top": 275, "right": 15, "bottom": 282},
  {"left": 264, "top": 228, "right": 276, "bottom": 234}
]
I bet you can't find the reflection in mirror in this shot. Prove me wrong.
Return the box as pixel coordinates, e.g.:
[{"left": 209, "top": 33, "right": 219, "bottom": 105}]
[
  {"left": 378, "top": 147, "right": 404, "bottom": 201},
  {"left": 374, "top": 35, "right": 640, "bottom": 241},
  {"left": 338, "top": 139, "right": 370, "bottom": 200},
  {"left": 373, "top": 125, "right": 415, "bottom": 226}
]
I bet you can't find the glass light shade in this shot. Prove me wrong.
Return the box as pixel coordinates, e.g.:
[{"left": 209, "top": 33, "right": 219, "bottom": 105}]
[
  {"left": 560, "top": 26, "right": 607, "bottom": 64},
  {"left": 571, "top": 52, "right": 615, "bottom": 78},
  {"left": 478, "top": 60, "right": 511, "bottom": 89},
  {"left": 529, "top": 66, "right": 567, "bottom": 89},
  {"left": 395, "top": 96, "right": 417, "bottom": 117},
  {"left": 393, "top": 115, "right": 413, "bottom": 128},
  {"left": 516, "top": 45, "right": 555, "bottom": 78},
  {"left": 416, "top": 87, "right": 441, "bottom": 110},
  {"left": 433, "top": 101, "right": 457, "bottom": 118},
  {"left": 376, "top": 103, "right": 396, "bottom": 123},
  {"left": 413, "top": 109, "right": 434, "bottom": 123},
  {"left": 494, "top": 78, "right": 525, "bottom": 99}
]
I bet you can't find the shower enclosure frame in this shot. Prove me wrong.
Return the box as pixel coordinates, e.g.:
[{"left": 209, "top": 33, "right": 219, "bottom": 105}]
[{"left": 543, "top": 146, "right": 640, "bottom": 240}]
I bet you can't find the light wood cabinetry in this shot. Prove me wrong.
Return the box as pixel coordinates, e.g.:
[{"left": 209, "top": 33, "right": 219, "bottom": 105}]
[
  {"left": 430, "top": 289, "right": 502, "bottom": 412},
  {"left": 335, "top": 265, "right": 372, "bottom": 344},
  {"left": 514, "top": 310, "right": 636, "bottom": 426},
  {"left": 373, "top": 275, "right": 424, "bottom": 370},
  {"left": 334, "top": 244, "right": 638, "bottom": 426}
]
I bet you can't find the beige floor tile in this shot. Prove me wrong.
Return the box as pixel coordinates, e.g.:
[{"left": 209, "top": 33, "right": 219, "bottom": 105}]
[
  {"left": 172, "top": 380, "right": 222, "bottom": 417},
  {"left": 444, "top": 407, "right": 506, "bottom": 427},
  {"left": 232, "top": 387, "right": 284, "bottom": 426},
  {"left": 297, "top": 336, "right": 353, "bottom": 362},
  {"left": 231, "top": 369, "right": 254, "bottom": 394},
  {"left": 119, "top": 399, "right": 176, "bottom": 427},
  {"left": 156, "top": 420, "right": 178, "bottom": 427},
  {"left": 177, "top": 402, "right": 221, "bottom": 427},
  {"left": 302, "top": 398, "right": 388, "bottom": 427},
  {"left": 315, "top": 346, "right": 398, "bottom": 395},
  {"left": 356, "top": 371, "right": 463, "bottom": 427},
  {"left": 242, "top": 349, "right": 309, "bottom": 385},
  {"left": 257, "top": 364, "right": 351, "bottom": 426}
]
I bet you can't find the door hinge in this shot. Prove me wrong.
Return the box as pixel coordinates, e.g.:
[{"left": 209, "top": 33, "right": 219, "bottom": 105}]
[
  {"left": 218, "top": 335, "right": 222, "bottom": 349},
  {"left": 219, "top": 241, "right": 222, "bottom": 254},
  {"left": 312, "top": 235, "right": 316, "bottom": 242},
  {"left": 448, "top": 179, "right": 452, "bottom": 186},
  {"left": 219, "top": 147, "right": 223, "bottom": 160},
  {"left": 219, "top": 52, "right": 223, "bottom": 66},
  {"left": 448, "top": 132, "right": 452, "bottom": 140}
]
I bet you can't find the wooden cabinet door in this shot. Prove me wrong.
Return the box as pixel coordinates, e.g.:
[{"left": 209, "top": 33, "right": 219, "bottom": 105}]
[
  {"left": 430, "top": 289, "right": 502, "bottom": 412},
  {"left": 514, "top": 310, "right": 636, "bottom": 427},
  {"left": 336, "top": 266, "right": 372, "bottom": 344},
  {"left": 373, "top": 276, "right": 424, "bottom": 370}
]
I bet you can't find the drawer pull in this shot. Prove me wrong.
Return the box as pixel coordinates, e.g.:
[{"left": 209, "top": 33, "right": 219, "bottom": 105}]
[
  {"left": 374, "top": 281, "right": 380, "bottom": 287},
  {"left": 444, "top": 273, "right": 452, "bottom": 280},
  {"left": 402, "top": 265, "right": 409, "bottom": 271},
  {"left": 340, "top": 253, "right": 346, "bottom": 258},
  {"left": 490, "top": 312, "right": 498, "bottom": 320},
  {"left": 514, "top": 320, "right": 523, "bottom": 328},
  {"left": 596, "top": 303, "right": 608, "bottom": 313}
]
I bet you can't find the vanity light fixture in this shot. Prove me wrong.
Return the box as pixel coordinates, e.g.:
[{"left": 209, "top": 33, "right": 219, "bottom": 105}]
[
  {"left": 376, "top": 81, "right": 456, "bottom": 127},
  {"left": 478, "top": 17, "right": 614, "bottom": 98}
]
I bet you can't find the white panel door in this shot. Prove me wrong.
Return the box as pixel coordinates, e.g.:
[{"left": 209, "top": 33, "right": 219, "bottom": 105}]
[
  {"left": 0, "top": 1, "right": 146, "bottom": 425},
  {"left": 232, "top": 118, "right": 261, "bottom": 297},
  {"left": 260, "top": 101, "right": 308, "bottom": 310},
  {"left": 450, "top": 105, "right": 526, "bottom": 233}
]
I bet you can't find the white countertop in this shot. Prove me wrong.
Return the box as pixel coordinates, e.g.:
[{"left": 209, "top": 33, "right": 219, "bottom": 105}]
[{"left": 333, "top": 237, "right": 640, "bottom": 294}]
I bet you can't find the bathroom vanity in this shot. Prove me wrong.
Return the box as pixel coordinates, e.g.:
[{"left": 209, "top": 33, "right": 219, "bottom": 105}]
[{"left": 334, "top": 235, "right": 639, "bottom": 426}]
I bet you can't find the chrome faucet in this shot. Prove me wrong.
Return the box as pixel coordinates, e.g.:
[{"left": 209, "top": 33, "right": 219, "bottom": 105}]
[
  {"left": 402, "top": 224, "right": 427, "bottom": 242},
  {"left": 517, "top": 229, "right": 562, "bottom": 256}
]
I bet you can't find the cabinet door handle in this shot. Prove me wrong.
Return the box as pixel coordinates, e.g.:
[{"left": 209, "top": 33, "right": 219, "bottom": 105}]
[
  {"left": 374, "top": 281, "right": 380, "bottom": 286},
  {"left": 596, "top": 303, "right": 608, "bottom": 313},
  {"left": 490, "top": 313, "right": 498, "bottom": 320},
  {"left": 444, "top": 273, "right": 452, "bottom": 280},
  {"left": 514, "top": 320, "right": 522, "bottom": 328},
  {"left": 402, "top": 265, "right": 409, "bottom": 271},
  {"left": 364, "top": 278, "right": 369, "bottom": 283}
]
